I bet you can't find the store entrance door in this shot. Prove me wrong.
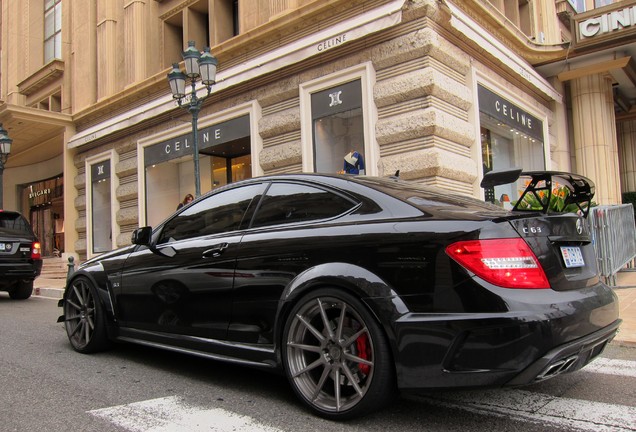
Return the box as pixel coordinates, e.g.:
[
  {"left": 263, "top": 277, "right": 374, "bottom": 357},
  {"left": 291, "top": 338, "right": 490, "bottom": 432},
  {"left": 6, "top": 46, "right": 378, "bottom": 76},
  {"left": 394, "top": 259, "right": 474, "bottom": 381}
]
[{"left": 30, "top": 206, "right": 53, "bottom": 257}]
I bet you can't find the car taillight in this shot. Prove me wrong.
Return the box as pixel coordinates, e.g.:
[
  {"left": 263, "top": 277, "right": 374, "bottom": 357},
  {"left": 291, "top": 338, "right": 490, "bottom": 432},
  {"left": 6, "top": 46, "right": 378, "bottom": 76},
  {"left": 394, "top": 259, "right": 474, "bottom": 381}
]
[
  {"left": 31, "top": 242, "right": 42, "bottom": 260},
  {"left": 445, "top": 238, "right": 550, "bottom": 289}
]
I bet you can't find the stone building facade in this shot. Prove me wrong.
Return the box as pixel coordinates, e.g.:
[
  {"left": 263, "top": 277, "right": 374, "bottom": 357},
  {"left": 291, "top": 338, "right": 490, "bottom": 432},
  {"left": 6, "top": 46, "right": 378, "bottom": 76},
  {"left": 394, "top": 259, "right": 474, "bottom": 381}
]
[{"left": 1, "top": 0, "right": 635, "bottom": 261}]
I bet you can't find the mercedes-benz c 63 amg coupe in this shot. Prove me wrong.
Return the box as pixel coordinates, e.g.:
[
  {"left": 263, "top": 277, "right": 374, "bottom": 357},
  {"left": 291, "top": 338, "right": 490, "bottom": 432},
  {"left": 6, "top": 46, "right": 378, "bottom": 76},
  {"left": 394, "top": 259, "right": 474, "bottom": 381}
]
[{"left": 58, "top": 171, "right": 620, "bottom": 419}]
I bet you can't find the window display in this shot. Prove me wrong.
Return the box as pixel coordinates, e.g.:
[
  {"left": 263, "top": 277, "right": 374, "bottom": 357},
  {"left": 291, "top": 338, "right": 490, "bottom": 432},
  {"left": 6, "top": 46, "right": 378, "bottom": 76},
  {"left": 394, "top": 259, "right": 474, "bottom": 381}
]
[
  {"left": 312, "top": 80, "right": 365, "bottom": 174},
  {"left": 478, "top": 85, "right": 545, "bottom": 206},
  {"left": 90, "top": 161, "right": 112, "bottom": 254}
]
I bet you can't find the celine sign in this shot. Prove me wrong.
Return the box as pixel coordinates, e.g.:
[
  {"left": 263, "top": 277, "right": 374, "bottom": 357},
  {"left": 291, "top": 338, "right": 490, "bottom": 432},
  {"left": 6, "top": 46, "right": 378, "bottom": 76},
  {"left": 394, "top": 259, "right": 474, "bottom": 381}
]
[
  {"left": 576, "top": 4, "right": 636, "bottom": 42},
  {"left": 478, "top": 85, "right": 543, "bottom": 142},
  {"left": 144, "top": 115, "right": 250, "bottom": 167}
]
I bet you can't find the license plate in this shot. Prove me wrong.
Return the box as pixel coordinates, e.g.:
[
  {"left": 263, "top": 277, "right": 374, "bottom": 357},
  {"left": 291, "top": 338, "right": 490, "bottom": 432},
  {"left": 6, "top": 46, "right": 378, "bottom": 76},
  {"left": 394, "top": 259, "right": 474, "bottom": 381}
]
[{"left": 560, "top": 246, "right": 585, "bottom": 268}]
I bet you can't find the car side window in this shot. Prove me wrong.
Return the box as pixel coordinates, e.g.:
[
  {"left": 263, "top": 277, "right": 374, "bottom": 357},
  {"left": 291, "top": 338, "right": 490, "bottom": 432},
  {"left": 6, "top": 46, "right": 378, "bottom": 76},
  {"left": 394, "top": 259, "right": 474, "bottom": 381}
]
[
  {"left": 158, "top": 183, "right": 266, "bottom": 244},
  {"left": 250, "top": 182, "right": 356, "bottom": 228}
]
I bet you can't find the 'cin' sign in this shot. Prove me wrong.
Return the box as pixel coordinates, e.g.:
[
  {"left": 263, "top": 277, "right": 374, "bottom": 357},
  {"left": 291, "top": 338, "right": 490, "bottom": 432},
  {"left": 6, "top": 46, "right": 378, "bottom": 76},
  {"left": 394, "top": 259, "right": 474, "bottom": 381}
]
[{"left": 575, "top": 3, "right": 636, "bottom": 45}]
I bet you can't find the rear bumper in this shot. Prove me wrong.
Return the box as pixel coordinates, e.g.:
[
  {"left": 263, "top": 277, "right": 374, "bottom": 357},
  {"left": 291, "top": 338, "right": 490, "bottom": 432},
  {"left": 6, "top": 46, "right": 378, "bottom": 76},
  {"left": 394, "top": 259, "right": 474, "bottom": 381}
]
[
  {"left": 0, "top": 261, "right": 42, "bottom": 287},
  {"left": 506, "top": 318, "right": 620, "bottom": 385},
  {"left": 390, "top": 281, "right": 620, "bottom": 390}
]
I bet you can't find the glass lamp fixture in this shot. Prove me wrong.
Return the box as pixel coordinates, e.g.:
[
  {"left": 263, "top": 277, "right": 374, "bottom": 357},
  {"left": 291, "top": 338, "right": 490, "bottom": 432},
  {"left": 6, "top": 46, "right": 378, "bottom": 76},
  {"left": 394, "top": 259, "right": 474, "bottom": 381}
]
[
  {"left": 182, "top": 41, "right": 201, "bottom": 78},
  {"left": 199, "top": 47, "right": 218, "bottom": 87},
  {"left": 167, "top": 63, "right": 186, "bottom": 99}
]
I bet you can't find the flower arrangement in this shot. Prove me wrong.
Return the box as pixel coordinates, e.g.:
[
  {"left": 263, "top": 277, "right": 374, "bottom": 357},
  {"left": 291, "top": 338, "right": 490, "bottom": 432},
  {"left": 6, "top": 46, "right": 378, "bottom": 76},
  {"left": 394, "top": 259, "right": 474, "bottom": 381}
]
[{"left": 514, "top": 184, "right": 590, "bottom": 214}]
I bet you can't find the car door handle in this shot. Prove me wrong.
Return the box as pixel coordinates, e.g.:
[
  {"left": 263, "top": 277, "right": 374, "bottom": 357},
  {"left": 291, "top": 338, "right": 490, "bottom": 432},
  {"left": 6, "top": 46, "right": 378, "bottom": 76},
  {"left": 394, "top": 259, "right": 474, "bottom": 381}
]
[{"left": 202, "top": 243, "right": 229, "bottom": 258}]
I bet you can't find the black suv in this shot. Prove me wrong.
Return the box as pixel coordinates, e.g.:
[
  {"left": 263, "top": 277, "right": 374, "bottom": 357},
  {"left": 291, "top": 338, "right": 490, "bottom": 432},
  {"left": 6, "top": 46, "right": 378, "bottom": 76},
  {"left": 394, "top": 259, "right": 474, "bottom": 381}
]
[{"left": 0, "top": 210, "right": 42, "bottom": 299}]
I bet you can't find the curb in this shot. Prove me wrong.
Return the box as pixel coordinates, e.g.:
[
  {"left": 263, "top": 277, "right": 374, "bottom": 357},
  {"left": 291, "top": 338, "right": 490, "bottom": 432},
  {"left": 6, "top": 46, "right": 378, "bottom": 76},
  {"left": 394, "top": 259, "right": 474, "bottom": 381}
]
[{"left": 33, "top": 287, "right": 64, "bottom": 299}]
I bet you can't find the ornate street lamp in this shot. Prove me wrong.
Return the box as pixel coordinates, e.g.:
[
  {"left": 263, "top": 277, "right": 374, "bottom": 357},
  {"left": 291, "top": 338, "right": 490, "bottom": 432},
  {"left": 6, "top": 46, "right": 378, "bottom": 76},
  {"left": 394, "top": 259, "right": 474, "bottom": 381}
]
[
  {"left": 0, "top": 123, "right": 13, "bottom": 208},
  {"left": 167, "top": 41, "right": 218, "bottom": 198}
]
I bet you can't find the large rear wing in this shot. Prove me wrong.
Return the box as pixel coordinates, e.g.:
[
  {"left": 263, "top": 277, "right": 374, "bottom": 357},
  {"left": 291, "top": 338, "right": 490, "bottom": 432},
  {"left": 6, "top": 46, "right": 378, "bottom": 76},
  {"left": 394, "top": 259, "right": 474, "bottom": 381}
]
[{"left": 480, "top": 168, "right": 595, "bottom": 217}]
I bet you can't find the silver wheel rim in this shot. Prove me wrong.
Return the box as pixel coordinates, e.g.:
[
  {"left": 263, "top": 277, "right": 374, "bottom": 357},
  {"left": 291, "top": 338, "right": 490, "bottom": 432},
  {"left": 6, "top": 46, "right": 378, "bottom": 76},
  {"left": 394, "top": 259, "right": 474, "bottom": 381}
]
[
  {"left": 286, "top": 296, "right": 374, "bottom": 413},
  {"left": 63, "top": 279, "right": 96, "bottom": 349}
]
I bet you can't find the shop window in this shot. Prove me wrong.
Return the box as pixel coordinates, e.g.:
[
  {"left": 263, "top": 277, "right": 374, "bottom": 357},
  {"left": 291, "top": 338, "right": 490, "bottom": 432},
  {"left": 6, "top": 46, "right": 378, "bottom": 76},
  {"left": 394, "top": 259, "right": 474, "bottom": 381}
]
[
  {"left": 478, "top": 85, "right": 545, "bottom": 206},
  {"left": 90, "top": 160, "right": 113, "bottom": 254},
  {"left": 143, "top": 115, "right": 252, "bottom": 226},
  {"left": 44, "top": 0, "right": 62, "bottom": 62},
  {"left": 311, "top": 80, "right": 365, "bottom": 174}
]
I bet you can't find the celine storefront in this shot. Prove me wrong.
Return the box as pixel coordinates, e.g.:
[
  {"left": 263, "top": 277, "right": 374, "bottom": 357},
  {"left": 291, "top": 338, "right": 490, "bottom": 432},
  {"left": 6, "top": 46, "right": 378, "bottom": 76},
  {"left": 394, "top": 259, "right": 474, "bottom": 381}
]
[
  {"left": 67, "top": 0, "right": 586, "bottom": 261},
  {"left": 141, "top": 114, "right": 253, "bottom": 227}
]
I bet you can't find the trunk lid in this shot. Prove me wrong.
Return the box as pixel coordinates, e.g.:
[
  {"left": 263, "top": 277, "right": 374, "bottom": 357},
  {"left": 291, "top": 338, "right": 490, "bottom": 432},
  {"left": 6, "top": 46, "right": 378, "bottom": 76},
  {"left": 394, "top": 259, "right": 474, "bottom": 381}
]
[
  {"left": 481, "top": 169, "right": 599, "bottom": 291},
  {"left": 508, "top": 214, "right": 598, "bottom": 291}
]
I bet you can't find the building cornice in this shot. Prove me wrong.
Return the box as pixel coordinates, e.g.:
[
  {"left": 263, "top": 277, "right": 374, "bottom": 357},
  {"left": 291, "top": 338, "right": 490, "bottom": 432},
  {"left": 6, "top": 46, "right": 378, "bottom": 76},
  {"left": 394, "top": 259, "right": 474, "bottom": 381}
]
[{"left": 441, "top": 0, "right": 568, "bottom": 65}]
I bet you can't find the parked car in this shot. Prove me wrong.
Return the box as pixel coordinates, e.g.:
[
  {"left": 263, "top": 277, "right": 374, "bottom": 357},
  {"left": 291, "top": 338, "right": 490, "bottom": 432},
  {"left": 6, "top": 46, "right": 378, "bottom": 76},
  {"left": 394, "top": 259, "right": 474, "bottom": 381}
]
[
  {"left": 58, "top": 172, "right": 620, "bottom": 420},
  {"left": 0, "top": 210, "right": 42, "bottom": 299}
]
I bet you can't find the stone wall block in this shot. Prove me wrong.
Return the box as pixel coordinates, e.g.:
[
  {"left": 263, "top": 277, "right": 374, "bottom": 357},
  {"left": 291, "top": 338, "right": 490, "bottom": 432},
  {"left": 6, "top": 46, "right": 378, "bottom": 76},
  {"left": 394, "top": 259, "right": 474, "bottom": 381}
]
[
  {"left": 74, "top": 173, "right": 86, "bottom": 189},
  {"left": 117, "top": 232, "right": 133, "bottom": 248},
  {"left": 259, "top": 107, "right": 300, "bottom": 139},
  {"left": 116, "top": 182, "right": 138, "bottom": 202},
  {"left": 75, "top": 217, "right": 86, "bottom": 232},
  {"left": 74, "top": 195, "right": 86, "bottom": 211},
  {"left": 376, "top": 108, "right": 474, "bottom": 148},
  {"left": 74, "top": 240, "right": 87, "bottom": 254},
  {"left": 259, "top": 141, "right": 303, "bottom": 171},
  {"left": 375, "top": 68, "right": 471, "bottom": 110},
  {"left": 403, "top": 0, "right": 444, "bottom": 22},
  {"left": 380, "top": 148, "right": 477, "bottom": 185},
  {"left": 372, "top": 28, "right": 470, "bottom": 76},
  {"left": 255, "top": 78, "right": 300, "bottom": 108},
  {"left": 117, "top": 207, "right": 139, "bottom": 226},
  {"left": 116, "top": 157, "right": 138, "bottom": 178}
]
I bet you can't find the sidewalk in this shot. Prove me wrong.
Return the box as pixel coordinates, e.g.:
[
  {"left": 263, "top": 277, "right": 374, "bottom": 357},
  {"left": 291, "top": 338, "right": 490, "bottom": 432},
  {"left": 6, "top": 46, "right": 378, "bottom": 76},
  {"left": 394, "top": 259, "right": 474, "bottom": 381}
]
[
  {"left": 34, "top": 271, "right": 636, "bottom": 347},
  {"left": 614, "top": 270, "right": 636, "bottom": 347}
]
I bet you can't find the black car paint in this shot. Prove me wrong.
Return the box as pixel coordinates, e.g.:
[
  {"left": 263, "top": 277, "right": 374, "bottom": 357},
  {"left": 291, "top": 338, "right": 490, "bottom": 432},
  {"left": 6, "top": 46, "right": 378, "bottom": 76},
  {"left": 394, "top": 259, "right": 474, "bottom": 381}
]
[{"left": 60, "top": 174, "right": 620, "bottom": 391}]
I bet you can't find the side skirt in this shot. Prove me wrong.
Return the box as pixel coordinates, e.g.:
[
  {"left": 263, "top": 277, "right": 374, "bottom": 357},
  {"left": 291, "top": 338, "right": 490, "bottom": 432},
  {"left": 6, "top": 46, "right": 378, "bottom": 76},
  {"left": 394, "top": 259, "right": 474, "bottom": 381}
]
[{"left": 116, "top": 327, "right": 279, "bottom": 370}]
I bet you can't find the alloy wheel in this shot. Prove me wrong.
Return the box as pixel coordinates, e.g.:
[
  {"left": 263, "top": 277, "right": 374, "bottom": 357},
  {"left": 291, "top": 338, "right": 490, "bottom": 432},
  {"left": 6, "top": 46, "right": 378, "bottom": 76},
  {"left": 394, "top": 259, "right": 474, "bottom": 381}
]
[
  {"left": 64, "top": 278, "right": 97, "bottom": 350},
  {"left": 285, "top": 295, "right": 375, "bottom": 414}
]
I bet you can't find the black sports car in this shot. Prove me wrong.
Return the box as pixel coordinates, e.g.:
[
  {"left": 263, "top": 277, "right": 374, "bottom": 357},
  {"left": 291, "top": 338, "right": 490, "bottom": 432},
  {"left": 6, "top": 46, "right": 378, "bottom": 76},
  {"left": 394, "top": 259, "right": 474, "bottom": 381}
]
[
  {"left": 0, "top": 210, "right": 42, "bottom": 299},
  {"left": 58, "top": 171, "right": 620, "bottom": 420}
]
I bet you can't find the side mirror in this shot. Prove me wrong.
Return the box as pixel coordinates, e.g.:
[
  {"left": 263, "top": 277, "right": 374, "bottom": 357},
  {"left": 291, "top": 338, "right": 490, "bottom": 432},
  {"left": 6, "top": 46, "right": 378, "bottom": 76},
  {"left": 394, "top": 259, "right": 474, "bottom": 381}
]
[{"left": 131, "top": 226, "right": 152, "bottom": 246}]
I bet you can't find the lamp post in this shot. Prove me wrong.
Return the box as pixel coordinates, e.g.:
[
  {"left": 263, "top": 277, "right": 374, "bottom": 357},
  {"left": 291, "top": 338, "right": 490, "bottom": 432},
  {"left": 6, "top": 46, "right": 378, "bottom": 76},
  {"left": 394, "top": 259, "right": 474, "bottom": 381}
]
[
  {"left": 167, "top": 41, "right": 218, "bottom": 198},
  {"left": 0, "top": 124, "right": 13, "bottom": 209}
]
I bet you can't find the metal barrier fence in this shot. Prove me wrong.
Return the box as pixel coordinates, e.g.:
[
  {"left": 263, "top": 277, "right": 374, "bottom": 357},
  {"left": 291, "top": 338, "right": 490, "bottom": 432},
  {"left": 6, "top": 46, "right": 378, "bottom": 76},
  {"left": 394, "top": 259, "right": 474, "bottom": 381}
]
[{"left": 588, "top": 204, "right": 636, "bottom": 286}]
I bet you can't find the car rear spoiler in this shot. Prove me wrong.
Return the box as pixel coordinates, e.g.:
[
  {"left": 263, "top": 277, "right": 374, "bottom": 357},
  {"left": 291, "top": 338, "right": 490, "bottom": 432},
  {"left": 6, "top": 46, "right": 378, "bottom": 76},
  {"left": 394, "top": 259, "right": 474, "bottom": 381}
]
[{"left": 480, "top": 168, "right": 595, "bottom": 217}]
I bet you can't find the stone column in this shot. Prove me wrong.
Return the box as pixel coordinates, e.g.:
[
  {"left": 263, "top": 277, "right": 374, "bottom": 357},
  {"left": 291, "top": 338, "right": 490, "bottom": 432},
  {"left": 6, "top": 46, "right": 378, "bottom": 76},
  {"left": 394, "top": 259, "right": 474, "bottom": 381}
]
[
  {"left": 619, "top": 120, "right": 636, "bottom": 194},
  {"left": 124, "top": 0, "right": 147, "bottom": 86},
  {"left": 570, "top": 74, "right": 621, "bottom": 205},
  {"left": 97, "top": 0, "right": 118, "bottom": 99}
]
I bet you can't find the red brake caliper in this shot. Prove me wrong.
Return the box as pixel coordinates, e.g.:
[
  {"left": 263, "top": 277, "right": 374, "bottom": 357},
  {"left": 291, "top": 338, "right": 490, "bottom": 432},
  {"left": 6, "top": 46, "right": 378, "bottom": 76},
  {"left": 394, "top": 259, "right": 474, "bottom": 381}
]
[{"left": 356, "top": 333, "right": 371, "bottom": 374}]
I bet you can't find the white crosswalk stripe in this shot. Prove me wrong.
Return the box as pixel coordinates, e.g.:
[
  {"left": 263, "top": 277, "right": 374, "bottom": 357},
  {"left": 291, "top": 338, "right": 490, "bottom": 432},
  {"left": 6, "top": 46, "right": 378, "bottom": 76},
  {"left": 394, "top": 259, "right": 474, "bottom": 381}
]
[
  {"left": 89, "top": 396, "right": 283, "bottom": 432},
  {"left": 89, "top": 357, "right": 636, "bottom": 432},
  {"left": 416, "top": 389, "right": 636, "bottom": 432},
  {"left": 581, "top": 358, "right": 636, "bottom": 378}
]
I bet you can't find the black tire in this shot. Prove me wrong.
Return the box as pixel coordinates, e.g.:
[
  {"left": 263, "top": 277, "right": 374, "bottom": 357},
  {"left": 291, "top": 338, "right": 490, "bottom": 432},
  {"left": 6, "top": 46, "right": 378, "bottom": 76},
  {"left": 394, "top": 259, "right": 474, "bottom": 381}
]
[
  {"left": 9, "top": 280, "right": 33, "bottom": 300},
  {"left": 282, "top": 288, "right": 396, "bottom": 420},
  {"left": 62, "top": 276, "right": 111, "bottom": 353}
]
